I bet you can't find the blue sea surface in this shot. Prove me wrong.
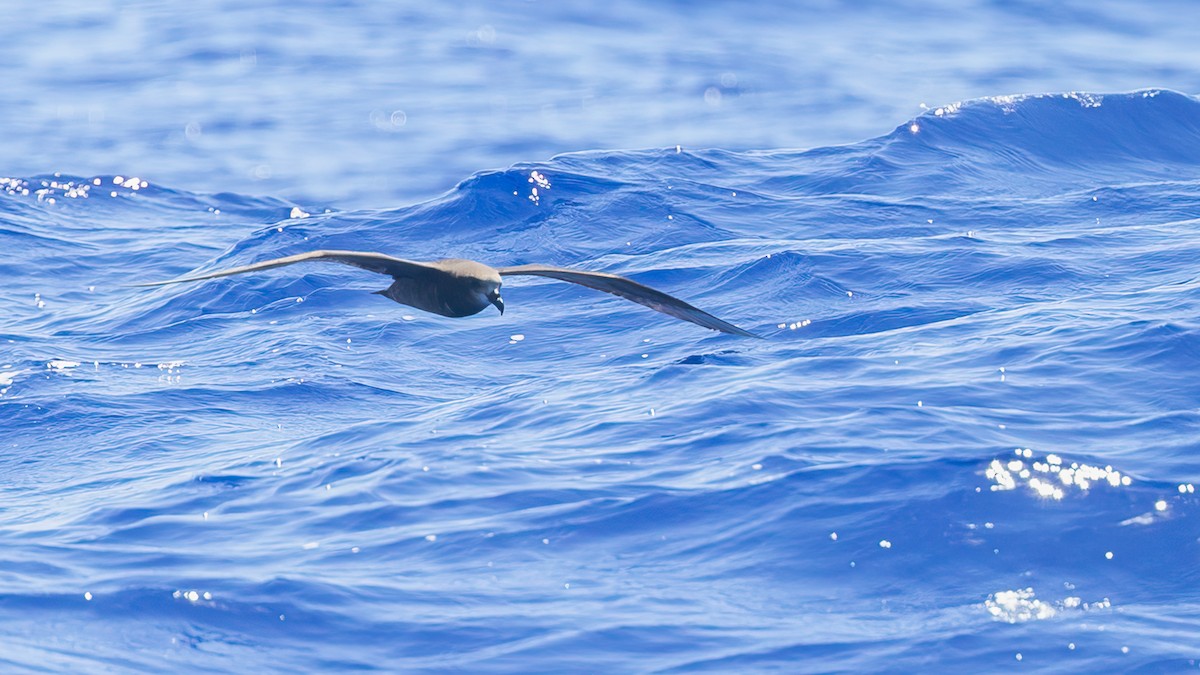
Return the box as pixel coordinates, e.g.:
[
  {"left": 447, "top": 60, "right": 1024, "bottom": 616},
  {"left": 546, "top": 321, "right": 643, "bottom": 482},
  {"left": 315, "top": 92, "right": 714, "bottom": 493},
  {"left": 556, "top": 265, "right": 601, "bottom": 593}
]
[{"left": 4, "top": 2, "right": 1200, "bottom": 672}]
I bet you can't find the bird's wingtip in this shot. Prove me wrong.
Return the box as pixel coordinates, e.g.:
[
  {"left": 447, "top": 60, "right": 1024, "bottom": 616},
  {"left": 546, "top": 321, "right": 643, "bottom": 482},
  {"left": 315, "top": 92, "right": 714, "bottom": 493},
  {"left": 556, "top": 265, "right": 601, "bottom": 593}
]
[{"left": 712, "top": 321, "right": 763, "bottom": 339}]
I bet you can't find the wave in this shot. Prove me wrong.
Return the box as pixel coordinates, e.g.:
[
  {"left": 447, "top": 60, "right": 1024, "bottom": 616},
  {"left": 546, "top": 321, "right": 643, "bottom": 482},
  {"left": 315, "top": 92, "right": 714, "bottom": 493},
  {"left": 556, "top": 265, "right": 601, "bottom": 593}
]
[{"left": 4, "top": 90, "right": 1200, "bottom": 670}]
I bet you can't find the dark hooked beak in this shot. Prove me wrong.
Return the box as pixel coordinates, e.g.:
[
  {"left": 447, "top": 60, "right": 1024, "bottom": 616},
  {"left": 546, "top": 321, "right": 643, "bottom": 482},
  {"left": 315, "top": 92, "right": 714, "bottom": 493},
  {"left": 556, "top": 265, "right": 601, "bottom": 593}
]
[{"left": 490, "top": 293, "right": 504, "bottom": 315}]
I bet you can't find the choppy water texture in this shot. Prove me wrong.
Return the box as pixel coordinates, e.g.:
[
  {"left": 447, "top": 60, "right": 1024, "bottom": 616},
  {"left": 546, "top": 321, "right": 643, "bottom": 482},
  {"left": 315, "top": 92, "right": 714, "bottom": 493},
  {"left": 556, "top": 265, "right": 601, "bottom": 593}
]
[{"left": 5, "top": 2, "right": 1200, "bottom": 673}]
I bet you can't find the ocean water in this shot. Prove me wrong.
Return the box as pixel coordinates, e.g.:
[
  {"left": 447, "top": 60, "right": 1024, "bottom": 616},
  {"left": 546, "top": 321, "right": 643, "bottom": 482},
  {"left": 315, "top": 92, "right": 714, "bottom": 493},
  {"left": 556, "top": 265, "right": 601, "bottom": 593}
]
[{"left": 4, "top": 2, "right": 1200, "bottom": 673}]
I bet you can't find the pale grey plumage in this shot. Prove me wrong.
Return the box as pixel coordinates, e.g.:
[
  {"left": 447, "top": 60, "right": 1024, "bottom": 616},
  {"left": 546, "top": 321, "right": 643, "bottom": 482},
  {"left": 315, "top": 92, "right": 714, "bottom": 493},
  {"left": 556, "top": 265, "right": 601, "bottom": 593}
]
[{"left": 136, "top": 249, "right": 760, "bottom": 337}]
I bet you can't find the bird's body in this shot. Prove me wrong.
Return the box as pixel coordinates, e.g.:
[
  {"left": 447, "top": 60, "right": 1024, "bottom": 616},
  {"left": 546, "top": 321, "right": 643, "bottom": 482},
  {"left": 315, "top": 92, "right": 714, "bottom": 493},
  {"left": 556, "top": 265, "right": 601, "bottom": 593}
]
[
  {"left": 374, "top": 258, "right": 502, "bottom": 317},
  {"left": 136, "top": 249, "right": 759, "bottom": 337}
]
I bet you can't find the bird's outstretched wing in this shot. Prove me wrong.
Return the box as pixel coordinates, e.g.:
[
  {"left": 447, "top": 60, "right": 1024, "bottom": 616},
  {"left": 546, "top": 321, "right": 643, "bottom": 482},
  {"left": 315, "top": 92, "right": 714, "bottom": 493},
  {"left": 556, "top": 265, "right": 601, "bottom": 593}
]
[
  {"left": 133, "top": 250, "right": 436, "bottom": 286},
  {"left": 496, "top": 264, "right": 760, "bottom": 338}
]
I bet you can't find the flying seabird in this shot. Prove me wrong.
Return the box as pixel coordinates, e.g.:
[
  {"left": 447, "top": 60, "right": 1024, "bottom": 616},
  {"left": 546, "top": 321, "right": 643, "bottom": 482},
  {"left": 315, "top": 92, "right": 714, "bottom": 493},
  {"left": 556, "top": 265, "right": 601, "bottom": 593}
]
[{"left": 136, "top": 250, "right": 760, "bottom": 337}]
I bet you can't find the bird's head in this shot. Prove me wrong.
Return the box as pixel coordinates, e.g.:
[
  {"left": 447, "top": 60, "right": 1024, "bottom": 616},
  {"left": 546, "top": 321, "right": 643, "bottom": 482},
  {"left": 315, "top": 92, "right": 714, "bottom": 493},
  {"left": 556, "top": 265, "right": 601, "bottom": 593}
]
[
  {"left": 449, "top": 260, "right": 503, "bottom": 316},
  {"left": 486, "top": 282, "right": 504, "bottom": 315}
]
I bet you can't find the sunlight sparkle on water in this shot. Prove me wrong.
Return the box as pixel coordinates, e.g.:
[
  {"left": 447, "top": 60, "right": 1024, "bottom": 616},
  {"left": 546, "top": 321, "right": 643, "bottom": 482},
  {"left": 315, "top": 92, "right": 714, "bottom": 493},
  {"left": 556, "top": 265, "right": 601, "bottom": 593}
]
[
  {"left": 986, "top": 449, "right": 1131, "bottom": 499},
  {"left": 526, "top": 170, "right": 550, "bottom": 205},
  {"left": 985, "top": 588, "right": 1110, "bottom": 623},
  {"left": 776, "top": 319, "right": 811, "bottom": 330},
  {"left": 174, "top": 589, "right": 213, "bottom": 603},
  {"left": 986, "top": 588, "right": 1056, "bottom": 622}
]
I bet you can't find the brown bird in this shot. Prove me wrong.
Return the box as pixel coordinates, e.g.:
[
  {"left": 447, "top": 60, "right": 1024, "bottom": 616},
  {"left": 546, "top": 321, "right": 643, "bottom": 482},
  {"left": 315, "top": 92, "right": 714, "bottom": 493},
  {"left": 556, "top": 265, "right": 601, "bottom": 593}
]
[{"left": 136, "top": 250, "right": 760, "bottom": 337}]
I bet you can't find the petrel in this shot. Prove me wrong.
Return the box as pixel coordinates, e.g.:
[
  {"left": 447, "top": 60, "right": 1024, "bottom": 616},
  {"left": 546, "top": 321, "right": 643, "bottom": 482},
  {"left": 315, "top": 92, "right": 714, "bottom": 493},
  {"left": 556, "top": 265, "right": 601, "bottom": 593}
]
[{"left": 137, "top": 250, "right": 760, "bottom": 337}]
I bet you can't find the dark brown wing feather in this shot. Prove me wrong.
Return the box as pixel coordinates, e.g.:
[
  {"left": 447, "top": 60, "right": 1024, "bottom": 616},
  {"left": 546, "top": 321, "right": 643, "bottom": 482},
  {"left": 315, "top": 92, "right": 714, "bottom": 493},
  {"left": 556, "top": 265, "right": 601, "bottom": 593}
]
[
  {"left": 133, "top": 250, "right": 436, "bottom": 286},
  {"left": 497, "top": 264, "right": 760, "bottom": 338}
]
